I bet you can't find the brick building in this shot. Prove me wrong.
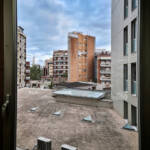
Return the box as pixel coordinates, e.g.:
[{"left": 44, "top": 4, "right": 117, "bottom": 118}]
[
  {"left": 53, "top": 50, "right": 68, "bottom": 83},
  {"left": 68, "top": 32, "right": 95, "bottom": 82},
  {"left": 96, "top": 51, "right": 111, "bottom": 89},
  {"left": 25, "top": 61, "right": 31, "bottom": 87}
]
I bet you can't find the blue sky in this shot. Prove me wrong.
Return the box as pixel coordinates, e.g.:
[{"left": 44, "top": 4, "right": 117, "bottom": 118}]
[{"left": 18, "top": 0, "right": 111, "bottom": 65}]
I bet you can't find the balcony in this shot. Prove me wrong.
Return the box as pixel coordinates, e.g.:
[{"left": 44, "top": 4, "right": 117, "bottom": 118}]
[
  {"left": 100, "top": 63, "right": 111, "bottom": 67},
  {"left": 54, "top": 59, "right": 68, "bottom": 63},
  {"left": 100, "top": 77, "right": 111, "bottom": 81},
  {"left": 131, "top": 81, "right": 136, "bottom": 95},
  {"left": 124, "top": 79, "right": 128, "bottom": 91},
  {"left": 124, "top": 43, "right": 128, "bottom": 56},
  {"left": 26, "top": 77, "right": 30, "bottom": 80},
  {"left": 100, "top": 57, "right": 111, "bottom": 60},
  {"left": 26, "top": 70, "right": 30, "bottom": 73},
  {"left": 131, "top": 38, "right": 136, "bottom": 53},
  {"left": 100, "top": 70, "right": 111, "bottom": 74}
]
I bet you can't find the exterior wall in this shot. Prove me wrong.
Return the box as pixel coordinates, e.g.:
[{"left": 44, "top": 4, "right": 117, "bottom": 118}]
[
  {"left": 87, "top": 36, "right": 95, "bottom": 81},
  {"left": 55, "top": 95, "right": 113, "bottom": 108},
  {"left": 53, "top": 50, "right": 68, "bottom": 83},
  {"left": 68, "top": 32, "right": 95, "bottom": 82},
  {"left": 42, "top": 58, "right": 53, "bottom": 81},
  {"left": 111, "top": 0, "right": 138, "bottom": 125},
  {"left": 68, "top": 37, "right": 78, "bottom": 82},
  {"left": 94, "top": 55, "right": 98, "bottom": 82},
  {"left": 17, "top": 26, "right": 26, "bottom": 88},
  {"left": 25, "top": 61, "right": 31, "bottom": 87}
]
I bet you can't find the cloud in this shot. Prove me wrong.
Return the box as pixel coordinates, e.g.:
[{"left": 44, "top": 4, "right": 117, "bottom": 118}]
[{"left": 18, "top": 0, "right": 111, "bottom": 65}]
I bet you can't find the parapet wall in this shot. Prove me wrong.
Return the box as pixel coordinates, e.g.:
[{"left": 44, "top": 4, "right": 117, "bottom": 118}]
[{"left": 54, "top": 95, "right": 113, "bottom": 108}]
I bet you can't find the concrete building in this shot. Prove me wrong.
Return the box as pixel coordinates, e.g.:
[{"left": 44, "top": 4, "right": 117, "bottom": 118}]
[
  {"left": 44, "top": 58, "right": 53, "bottom": 78},
  {"left": 111, "top": 0, "right": 138, "bottom": 126},
  {"left": 96, "top": 51, "right": 111, "bottom": 89},
  {"left": 53, "top": 50, "right": 68, "bottom": 83},
  {"left": 68, "top": 32, "right": 95, "bottom": 82},
  {"left": 25, "top": 61, "right": 31, "bottom": 87},
  {"left": 17, "top": 26, "right": 26, "bottom": 88},
  {"left": 48, "top": 58, "right": 53, "bottom": 78},
  {"left": 43, "top": 59, "right": 50, "bottom": 78}
]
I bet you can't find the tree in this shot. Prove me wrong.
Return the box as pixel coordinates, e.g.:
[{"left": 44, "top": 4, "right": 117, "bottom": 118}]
[
  {"left": 30, "top": 65, "right": 42, "bottom": 80},
  {"left": 63, "top": 72, "right": 68, "bottom": 78}
]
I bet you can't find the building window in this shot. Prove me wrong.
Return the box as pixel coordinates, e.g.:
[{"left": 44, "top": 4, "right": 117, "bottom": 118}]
[
  {"left": 131, "top": 105, "right": 137, "bottom": 126},
  {"left": 123, "top": 26, "right": 128, "bottom": 56},
  {"left": 132, "top": 0, "right": 137, "bottom": 10},
  {"left": 131, "top": 19, "right": 137, "bottom": 53},
  {"left": 131, "top": 63, "right": 136, "bottom": 95},
  {"left": 124, "top": 64, "right": 128, "bottom": 91},
  {"left": 124, "top": 101, "right": 128, "bottom": 119},
  {"left": 124, "top": 0, "right": 128, "bottom": 19}
]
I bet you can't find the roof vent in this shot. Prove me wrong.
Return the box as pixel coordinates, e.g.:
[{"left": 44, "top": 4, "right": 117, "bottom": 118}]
[{"left": 37, "top": 137, "right": 51, "bottom": 150}]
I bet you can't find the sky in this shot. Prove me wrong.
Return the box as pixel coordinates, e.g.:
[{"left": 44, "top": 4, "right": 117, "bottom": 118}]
[{"left": 18, "top": 0, "right": 111, "bottom": 66}]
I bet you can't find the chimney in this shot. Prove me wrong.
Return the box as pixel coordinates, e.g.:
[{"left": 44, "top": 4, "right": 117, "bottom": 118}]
[{"left": 37, "top": 137, "right": 51, "bottom": 150}]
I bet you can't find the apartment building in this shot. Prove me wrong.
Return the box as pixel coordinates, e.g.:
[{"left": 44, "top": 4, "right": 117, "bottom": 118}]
[
  {"left": 96, "top": 51, "right": 111, "bottom": 89},
  {"left": 111, "top": 0, "right": 138, "bottom": 126},
  {"left": 17, "top": 26, "right": 26, "bottom": 88},
  {"left": 53, "top": 50, "right": 68, "bottom": 82},
  {"left": 48, "top": 58, "right": 53, "bottom": 78},
  {"left": 68, "top": 32, "right": 95, "bottom": 82},
  {"left": 25, "top": 61, "right": 31, "bottom": 87}
]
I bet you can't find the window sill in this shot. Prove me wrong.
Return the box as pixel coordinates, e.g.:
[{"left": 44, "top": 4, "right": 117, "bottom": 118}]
[
  {"left": 131, "top": 51, "right": 136, "bottom": 54},
  {"left": 131, "top": 94, "right": 136, "bottom": 97},
  {"left": 132, "top": 7, "right": 137, "bottom": 12}
]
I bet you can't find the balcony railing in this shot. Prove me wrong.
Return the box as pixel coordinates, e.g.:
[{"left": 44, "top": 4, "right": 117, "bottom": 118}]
[
  {"left": 100, "top": 70, "right": 111, "bottom": 74},
  {"left": 26, "top": 70, "right": 30, "bottom": 73},
  {"left": 26, "top": 77, "right": 30, "bottom": 80},
  {"left": 131, "top": 38, "right": 136, "bottom": 53},
  {"left": 131, "top": 81, "right": 136, "bottom": 95},
  {"left": 124, "top": 43, "right": 128, "bottom": 56},
  {"left": 100, "top": 77, "right": 111, "bottom": 81},
  {"left": 54, "top": 60, "right": 68, "bottom": 62},
  {"left": 124, "top": 79, "right": 128, "bottom": 91},
  {"left": 100, "top": 64, "right": 111, "bottom": 67}
]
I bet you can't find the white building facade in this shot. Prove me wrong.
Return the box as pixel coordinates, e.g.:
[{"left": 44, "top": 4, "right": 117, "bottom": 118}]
[{"left": 111, "top": 0, "right": 138, "bottom": 126}]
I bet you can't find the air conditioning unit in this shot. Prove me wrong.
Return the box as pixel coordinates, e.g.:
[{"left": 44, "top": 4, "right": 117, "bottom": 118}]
[
  {"left": 37, "top": 137, "right": 51, "bottom": 150},
  {"left": 61, "top": 144, "right": 77, "bottom": 150}
]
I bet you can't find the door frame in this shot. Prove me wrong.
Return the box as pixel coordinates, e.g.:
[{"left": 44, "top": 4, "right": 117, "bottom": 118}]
[{"left": 0, "top": 0, "right": 17, "bottom": 149}]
